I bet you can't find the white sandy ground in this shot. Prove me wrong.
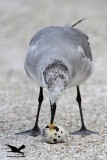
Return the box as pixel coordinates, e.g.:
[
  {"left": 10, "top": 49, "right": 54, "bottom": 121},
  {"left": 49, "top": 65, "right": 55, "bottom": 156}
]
[{"left": 0, "top": 0, "right": 107, "bottom": 159}]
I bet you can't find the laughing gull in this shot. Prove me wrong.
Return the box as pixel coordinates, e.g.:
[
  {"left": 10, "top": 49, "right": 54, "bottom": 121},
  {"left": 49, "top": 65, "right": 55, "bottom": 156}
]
[{"left": 19, "top": 19, "right": 95, "bottom": 136}]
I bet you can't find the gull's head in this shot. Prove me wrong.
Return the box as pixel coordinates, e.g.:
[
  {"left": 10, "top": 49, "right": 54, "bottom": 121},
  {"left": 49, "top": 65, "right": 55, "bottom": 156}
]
[{"left": 43, "top": 59, "right": 69, "bottom": 104}]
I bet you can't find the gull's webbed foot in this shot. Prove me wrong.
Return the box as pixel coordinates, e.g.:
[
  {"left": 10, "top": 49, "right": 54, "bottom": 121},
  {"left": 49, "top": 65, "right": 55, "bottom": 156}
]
[
  {"left": 16, "top": 126, "right": 41, "bottom": 137},
  {"left": 71, "top": 126, "right": 98, "bottom": 136}
]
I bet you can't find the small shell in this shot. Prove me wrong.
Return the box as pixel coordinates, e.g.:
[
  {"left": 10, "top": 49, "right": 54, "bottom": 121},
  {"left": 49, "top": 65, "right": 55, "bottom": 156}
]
[{"left": 41, "top": 124, "right": 66, "bottom": 143}]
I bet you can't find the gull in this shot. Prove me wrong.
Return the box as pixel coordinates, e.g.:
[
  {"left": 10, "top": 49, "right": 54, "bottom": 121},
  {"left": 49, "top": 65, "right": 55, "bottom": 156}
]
[{"left": 18, "top": 19, "right": 95, "bottom": 136}]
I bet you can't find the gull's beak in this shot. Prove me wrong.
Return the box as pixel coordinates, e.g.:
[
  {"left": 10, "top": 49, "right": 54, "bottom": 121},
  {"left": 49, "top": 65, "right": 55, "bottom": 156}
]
[{"left": 50, "top": 102, "right": 56, "bottom": 124}]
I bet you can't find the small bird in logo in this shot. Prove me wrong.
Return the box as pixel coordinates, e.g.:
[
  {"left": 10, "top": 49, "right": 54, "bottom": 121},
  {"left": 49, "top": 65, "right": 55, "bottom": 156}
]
[{"left": 6, "top": 144, "right": 25, "bottom": 154}]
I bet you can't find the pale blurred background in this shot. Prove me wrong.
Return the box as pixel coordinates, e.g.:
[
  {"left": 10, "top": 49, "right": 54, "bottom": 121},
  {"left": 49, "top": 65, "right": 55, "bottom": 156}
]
[{"left": 0, "top": 0, "right": 107, "bottom": 71}]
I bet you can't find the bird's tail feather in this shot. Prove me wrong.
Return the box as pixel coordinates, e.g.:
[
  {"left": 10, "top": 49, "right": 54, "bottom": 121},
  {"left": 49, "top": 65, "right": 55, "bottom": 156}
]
[{"left": 72, "top": 18, "right": 86, "bottom": 27}]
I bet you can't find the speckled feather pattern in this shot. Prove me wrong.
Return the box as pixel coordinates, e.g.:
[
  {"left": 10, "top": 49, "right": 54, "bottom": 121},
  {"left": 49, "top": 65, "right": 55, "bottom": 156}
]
[
  {"left": 41, "top": 124, "right": 66, "bottom": 144},
  {"left": 43, "top": 60, "right": 69, "bottom": 103}
]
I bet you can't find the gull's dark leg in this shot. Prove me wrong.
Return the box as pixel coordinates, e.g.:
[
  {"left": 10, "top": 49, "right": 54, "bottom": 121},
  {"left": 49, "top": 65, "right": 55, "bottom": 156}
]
[
  {"left": 71, "top": 86, "right": 97, "bottom": 135},
  {"left": 76, "top": 86, "right": 86, "bottom": 130},
  {"left": 31, "top": 86, "right": 43, "bottom": 135},
  {"left": 16, "top": 87, "right": 43, "bottom": 136},
  {"left": 33, "top": 87, "right": 43, "bottom": 129},
  {"left": 50, "top": 102, "right": 56, "bottom": 124}
]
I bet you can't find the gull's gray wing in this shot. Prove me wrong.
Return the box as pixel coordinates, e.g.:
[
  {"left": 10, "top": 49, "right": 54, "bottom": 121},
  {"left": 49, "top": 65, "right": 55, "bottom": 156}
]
[
  {"left": 29, "top": 26, "right": 93, "bottom": 61},
  {"left": 25, "top": 26, "right": 93, "bottom": 86},
  {"left": 69, "top": 27, "right": 93, "bottom": 61}
]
